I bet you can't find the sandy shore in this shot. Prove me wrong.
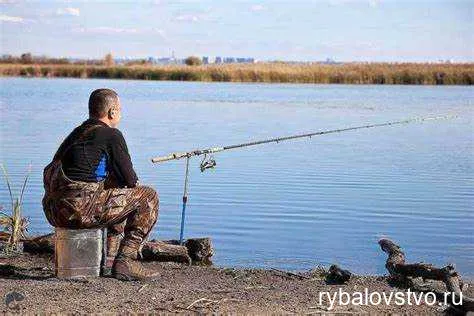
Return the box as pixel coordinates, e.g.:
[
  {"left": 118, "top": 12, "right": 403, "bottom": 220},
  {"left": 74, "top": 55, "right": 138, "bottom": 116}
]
[{"left": 1, "top": 253, "right": 471, "bottom": 314}]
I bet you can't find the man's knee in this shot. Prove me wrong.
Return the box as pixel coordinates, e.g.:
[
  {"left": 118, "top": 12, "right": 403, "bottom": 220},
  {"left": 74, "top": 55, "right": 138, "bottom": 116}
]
[{"left": 139, "top": 185, "right": 159, "bottom": 210}]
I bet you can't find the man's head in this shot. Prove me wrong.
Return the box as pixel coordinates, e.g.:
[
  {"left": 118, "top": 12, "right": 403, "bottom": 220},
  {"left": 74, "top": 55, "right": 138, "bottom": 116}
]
[{"left": 88, "top": 88, "right": 121, "bottom": 128}]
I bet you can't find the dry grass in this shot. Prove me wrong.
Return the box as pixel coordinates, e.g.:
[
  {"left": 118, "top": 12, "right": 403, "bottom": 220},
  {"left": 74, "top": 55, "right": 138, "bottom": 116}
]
[
  {"left": 0, "top": 62, "right": 473, "bottom": 85},
  {"left": 0, "top": 164, "right": 30, "bottom": 255}
]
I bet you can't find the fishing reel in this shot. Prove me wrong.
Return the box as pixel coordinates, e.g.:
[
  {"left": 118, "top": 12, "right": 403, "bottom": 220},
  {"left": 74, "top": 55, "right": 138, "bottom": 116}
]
[{"left": 200, "top": 154, "right": 216, "bottom": 172}]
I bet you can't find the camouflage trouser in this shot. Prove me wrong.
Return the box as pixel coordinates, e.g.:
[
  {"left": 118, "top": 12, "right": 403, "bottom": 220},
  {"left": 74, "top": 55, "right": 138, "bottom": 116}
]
[{"left": 42, "top": 160, "right": 159, "bottom": 252}]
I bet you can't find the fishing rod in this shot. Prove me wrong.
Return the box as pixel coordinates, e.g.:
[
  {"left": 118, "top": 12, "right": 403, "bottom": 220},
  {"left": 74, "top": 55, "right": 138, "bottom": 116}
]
[{"left": 150, "top": 114, "right": 456, "bottom": 244}]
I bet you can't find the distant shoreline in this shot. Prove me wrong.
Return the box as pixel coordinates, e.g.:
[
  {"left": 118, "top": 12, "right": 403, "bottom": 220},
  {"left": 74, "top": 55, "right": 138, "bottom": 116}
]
[{"left": 1, "top": 62, "right": 473, "bottom": 85}]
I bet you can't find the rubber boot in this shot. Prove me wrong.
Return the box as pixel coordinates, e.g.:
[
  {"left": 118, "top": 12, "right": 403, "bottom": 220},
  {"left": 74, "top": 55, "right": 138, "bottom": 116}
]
[
  {"left": 112, "top": 243, "right": 159, "bottom": 281},
  {"left": 102, "top": 234, "right": 122, "bottom": 276}
]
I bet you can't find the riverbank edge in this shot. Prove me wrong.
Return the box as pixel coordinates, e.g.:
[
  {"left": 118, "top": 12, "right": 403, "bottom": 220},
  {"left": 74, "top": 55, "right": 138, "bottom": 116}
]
[{"left": 2, "top": 252, "right": 472, "bottom": 314}]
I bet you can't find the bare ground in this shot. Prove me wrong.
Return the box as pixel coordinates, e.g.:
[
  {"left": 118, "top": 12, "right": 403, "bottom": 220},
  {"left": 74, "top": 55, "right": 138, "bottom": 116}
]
[{"left": 1, "top": 253, "right": 472, "bottom": 314}]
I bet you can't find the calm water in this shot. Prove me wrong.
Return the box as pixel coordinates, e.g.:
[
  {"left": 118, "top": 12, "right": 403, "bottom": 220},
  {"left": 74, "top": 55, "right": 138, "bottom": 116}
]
[{"left": 1, "top": 78, "right": 473, "bottom": 277}]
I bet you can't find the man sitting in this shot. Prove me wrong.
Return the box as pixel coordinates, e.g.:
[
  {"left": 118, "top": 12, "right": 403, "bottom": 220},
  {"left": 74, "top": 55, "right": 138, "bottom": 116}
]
[{"left": 42, "top": 88, "right": 159, "bottom": 281}]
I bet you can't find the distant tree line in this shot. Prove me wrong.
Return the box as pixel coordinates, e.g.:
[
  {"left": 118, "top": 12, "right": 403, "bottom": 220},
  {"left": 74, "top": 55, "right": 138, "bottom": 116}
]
[
  {"left": 1, "top": 53, "right": 70, "bottom": 64},
  {"left": 185, "top": 56, "right": 202, "bottom": 66},
  {"left": 0, "top": 52, "right": 115, "bottom": 65},
  {"left": 2, "top": 53, "right": 207, "bottom": 67}
]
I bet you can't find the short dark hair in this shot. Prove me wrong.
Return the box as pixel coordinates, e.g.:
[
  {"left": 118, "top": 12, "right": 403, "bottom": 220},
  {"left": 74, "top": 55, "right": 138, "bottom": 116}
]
[{"left": 88, "top": 88, "right": 119, "bottom": 118}]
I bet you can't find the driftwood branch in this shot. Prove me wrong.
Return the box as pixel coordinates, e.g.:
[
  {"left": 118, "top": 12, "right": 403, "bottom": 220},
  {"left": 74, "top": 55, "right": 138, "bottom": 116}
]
[
  {"left": 379, "top": 238, "right": 474, "bottom": 313},
  {"left": 20, "top": 233, "right": 213, "bottom": 265},
  {"left": 141, "top": 240, "right": 191, "bottom": 264},
  {"left": 270, "top": 268, "right": 310, "bottom": 280},
  {"left": 23, "top": 233, "right": 55, "bottom": 254},
  {"left": 184, "top": 238, "right": 214, "bottom": 265},
  {"left": 144, "top": 238, "right": 213, "bottom": 265}
]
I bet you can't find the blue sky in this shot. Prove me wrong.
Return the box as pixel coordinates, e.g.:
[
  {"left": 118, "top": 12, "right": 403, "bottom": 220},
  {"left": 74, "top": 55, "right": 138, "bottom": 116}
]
[{"left": 1, "top": 0, "right": 472, "bottom": 62}]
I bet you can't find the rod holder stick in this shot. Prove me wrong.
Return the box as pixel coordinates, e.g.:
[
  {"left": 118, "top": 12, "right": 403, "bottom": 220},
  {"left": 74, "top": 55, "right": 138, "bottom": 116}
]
[{"left": 179, "top": 156, "right": 191, "bottom": 245}]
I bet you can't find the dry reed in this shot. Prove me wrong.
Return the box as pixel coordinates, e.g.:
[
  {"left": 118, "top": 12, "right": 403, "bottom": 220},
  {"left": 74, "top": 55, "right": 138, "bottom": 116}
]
[{"left": 0, "top": 62, "right": 472, "bottom": 85}]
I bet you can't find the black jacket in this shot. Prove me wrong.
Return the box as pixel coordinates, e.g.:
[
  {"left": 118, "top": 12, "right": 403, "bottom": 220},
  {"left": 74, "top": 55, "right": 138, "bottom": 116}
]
[{"left": 54, "top": 118, "right": 138, "bottom": 188}]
